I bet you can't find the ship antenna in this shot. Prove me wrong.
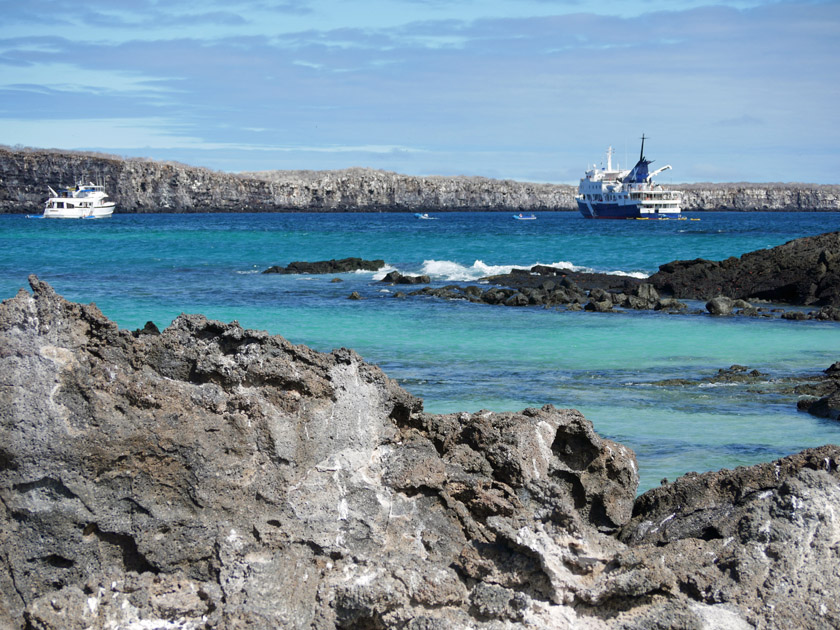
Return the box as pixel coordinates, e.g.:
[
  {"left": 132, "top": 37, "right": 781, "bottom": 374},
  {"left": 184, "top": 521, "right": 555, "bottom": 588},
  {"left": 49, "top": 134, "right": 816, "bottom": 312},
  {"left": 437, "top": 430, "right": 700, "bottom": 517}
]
[{"left": 639, "top": 133, "right": 646, "bottom": 162}]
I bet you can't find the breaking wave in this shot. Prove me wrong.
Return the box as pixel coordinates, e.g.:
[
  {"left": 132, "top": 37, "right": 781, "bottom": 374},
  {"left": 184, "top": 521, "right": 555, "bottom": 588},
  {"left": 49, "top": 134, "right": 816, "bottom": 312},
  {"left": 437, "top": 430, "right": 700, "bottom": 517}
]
[{"left": 418, "top": 259, "right": 649, "bottom": 282}]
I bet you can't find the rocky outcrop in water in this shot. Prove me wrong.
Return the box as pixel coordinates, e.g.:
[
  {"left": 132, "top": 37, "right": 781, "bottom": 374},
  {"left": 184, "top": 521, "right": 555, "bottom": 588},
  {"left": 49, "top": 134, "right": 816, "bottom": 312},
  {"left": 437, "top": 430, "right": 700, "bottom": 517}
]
[
  {"left": 2, "top": 277, "right": 840, "bottom": 629},
  {"left": 2, "top": 147, "right": 839, "bottom": 213},
  {"left": 650, "top": 231, "right": 840, "bottom": 307},
  {"left": 380, "top": 271, "right": 431, "bottom": 285},
  {"left": 263, "top": 257, "right": 385, "bottom": 274},
  {"left": 648, "top": 362, "right": 840, "bottom": 421},
  {"left": 797, "top": 362, "right": 840, "bottom": 421},
  {"left": 408, "top": 277, "right": 683, "bottom": 313},
  {"left": 394, "top": 255, "right": 840, "bottom": 319}
]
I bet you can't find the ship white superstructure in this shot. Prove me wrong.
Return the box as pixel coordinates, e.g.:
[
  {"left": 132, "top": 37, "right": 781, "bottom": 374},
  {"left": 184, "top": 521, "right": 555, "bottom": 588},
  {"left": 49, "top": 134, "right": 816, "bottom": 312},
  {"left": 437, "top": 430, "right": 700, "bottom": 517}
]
[{"left": 575, "top": 136, "right": 681, "bottom": 219}]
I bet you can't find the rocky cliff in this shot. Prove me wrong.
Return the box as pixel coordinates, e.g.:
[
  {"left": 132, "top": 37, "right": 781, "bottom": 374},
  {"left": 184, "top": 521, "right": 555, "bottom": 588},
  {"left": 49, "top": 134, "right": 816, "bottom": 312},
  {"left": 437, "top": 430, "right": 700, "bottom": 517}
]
[
  {"left": 2, "top": 277, "right": 840, "bottom": 629},
  {"left": 676, "top": 182, "right": 840, "bottom": 211},
  {"left": 0, "top": 148, "right": 573, "bottom": 213},
  {"left": 1, "top": 147, "right": 838, "bottom": 213}
]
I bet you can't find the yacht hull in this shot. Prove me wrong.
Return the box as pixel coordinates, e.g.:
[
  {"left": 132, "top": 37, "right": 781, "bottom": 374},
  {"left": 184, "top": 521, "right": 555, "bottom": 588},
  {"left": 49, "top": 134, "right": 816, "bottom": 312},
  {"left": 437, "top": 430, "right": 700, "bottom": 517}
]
[{"left": 42, "top": 205, "right": 114, "bottom": 219}]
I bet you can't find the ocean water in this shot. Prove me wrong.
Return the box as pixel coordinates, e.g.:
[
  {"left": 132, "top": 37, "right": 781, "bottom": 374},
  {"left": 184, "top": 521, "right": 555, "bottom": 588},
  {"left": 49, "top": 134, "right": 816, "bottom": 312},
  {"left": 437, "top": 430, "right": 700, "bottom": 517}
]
[{"left": 2, "top": 211, "right": 839, "bottom": 492}]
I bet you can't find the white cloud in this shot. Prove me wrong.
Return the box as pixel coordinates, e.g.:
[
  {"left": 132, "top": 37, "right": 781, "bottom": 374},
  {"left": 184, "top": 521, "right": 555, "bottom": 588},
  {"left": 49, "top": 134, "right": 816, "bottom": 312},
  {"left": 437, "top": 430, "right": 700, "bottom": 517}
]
[
  {"left": 0, "top": 1, "right": 837, "bottom": 182},
  {"left": 0, "top": 63, "right": 174, "bottom": 97},
  {"left": 0, "top": 117, "right": 429, "bottom": 156},
  {"left": 0, "top": 118, "right": 204, "bottom": 150}
]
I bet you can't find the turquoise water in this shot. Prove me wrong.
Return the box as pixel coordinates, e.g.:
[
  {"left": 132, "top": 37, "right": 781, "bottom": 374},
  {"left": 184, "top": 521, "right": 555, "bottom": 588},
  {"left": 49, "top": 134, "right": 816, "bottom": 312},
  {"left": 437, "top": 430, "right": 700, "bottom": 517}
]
[{"left": 2, "top": 211, "right": 839, "bottom": 492}]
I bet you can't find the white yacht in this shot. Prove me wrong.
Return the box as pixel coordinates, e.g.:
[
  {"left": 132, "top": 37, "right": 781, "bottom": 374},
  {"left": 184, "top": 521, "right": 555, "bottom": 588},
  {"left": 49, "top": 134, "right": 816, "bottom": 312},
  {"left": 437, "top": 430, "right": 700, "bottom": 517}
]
[
  {"left": 576, "top": 136, "right": 681, "bottom": 219},
  {"left": 42, "top": 181, "right": 115, "bottom": 219}
]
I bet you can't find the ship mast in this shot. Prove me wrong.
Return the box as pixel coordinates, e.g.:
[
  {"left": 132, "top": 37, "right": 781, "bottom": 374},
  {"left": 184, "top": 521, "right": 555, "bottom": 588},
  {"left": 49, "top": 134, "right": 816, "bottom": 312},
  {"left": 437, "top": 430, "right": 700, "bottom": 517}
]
[{"left": 639, "top": 134, "right": 646, "bottom": 162}]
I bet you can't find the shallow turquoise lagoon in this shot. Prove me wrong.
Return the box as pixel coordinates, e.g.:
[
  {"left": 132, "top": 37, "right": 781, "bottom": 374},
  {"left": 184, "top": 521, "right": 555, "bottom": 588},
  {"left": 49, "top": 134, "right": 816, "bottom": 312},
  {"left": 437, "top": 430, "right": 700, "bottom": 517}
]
[{"left": 2, "top": 211, "right": 839, "bottom": 492}]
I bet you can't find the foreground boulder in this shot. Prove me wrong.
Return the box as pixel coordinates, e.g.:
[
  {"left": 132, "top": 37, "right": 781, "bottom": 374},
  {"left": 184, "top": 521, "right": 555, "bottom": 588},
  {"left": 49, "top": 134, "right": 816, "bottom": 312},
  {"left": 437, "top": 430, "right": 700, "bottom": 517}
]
[
  {"left": 619, "top": 446, "right": 840, "bottom": 628},
  {"left": 650, "top": 231, "right": 840, "bottom": 306},
  {"left": 2, "top": 277, "right": 840, "bottom": 629}
]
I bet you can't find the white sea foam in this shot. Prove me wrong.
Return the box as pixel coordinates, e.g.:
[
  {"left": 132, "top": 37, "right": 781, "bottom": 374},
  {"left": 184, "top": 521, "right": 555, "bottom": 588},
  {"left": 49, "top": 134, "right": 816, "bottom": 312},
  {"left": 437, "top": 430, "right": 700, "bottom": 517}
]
[
  {"left": 420, "top": 260, "right": 503, "bottom": 281},
  {"left": 418, "top": 259, "right": 649, "bottom": 282},
  {"left": 605, "top": 270, "right": 651, "bottom": 279},
  {"left": 370, "top": 264, "right": 397, "bottom": 281}
]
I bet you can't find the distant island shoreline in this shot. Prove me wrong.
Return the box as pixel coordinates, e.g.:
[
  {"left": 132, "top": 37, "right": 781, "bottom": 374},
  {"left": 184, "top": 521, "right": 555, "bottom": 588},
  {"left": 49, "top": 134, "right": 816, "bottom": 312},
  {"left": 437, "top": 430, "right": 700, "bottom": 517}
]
[{"left": 1, "top": 146, "right": 838, "bottom": 214}]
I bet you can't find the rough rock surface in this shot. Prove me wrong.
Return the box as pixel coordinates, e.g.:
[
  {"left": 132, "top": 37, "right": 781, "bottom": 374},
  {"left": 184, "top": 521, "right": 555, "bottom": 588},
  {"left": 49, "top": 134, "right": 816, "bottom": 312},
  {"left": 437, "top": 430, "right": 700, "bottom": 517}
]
[
  {"left": 404, "top": 235, "right": 840, "bottom": 319},
  {"left": 650, "top": 231, "right": 840, "bottom": 307},
  {"left": 263, "top": 258, "right": 385, "bottom": 274},
  {"left": 797, "top": 362, "right": 840, "bottom": 420},
  {"left": 404, "top": 269, "right": 685, "bottom": 315},
  {"left": 380, "top": 271, "right": 431, "bottom": 285},
  {"left": 2, "top": 277, "right": 840, "bottom": 629},
  {"left": 2, "top": 147, "right": 840, "bottom": 213},
  {"left": 620, "top": 446, "right": 840, "bottom": 629},
  {"left": 673, "top": 182, "right": 840, "bottom": 211}
]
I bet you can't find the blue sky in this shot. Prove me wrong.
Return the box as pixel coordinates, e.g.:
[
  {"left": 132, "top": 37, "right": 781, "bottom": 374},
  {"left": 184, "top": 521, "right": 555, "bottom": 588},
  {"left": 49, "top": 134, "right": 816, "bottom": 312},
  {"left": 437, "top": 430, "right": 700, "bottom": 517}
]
[{"left": 0, "top": 0, "right": 837, "bottom": 183}]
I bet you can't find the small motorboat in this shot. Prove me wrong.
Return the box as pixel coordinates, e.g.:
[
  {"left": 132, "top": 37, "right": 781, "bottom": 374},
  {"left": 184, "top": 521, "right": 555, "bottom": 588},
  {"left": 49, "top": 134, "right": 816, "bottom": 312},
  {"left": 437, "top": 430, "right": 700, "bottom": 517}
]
[
  {"left": 513, "top": 213, "right": 536, "bottom": 220},
  {"left": 415, "top": 213, "right": 435, "bottom": 220}
]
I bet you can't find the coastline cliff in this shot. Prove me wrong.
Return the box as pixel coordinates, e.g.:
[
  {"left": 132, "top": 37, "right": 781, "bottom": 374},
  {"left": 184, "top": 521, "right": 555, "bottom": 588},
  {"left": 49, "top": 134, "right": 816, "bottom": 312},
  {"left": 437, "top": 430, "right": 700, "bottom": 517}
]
[{"left": 1, "top": 146, "right": 838, "bottom": 213}]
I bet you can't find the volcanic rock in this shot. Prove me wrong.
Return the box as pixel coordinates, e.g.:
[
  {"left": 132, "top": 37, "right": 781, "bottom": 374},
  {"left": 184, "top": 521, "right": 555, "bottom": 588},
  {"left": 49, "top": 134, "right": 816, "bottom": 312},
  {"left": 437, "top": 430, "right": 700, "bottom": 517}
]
[
  {"left": 0, "top": 277, "right": 635, "bottom": 628},
  {"left": 618, "top": 446, "right": 840, "bottom": 628},
  {"left": 650, "top": 231, "right": 840, "bottom": 306},
  {"left": 380, "top": 270, "right": 431, "bottom": 285},
  {"left": 487, "top": 266, "right": 643, "bottom": 294},
  {"left": 797, "top": 362, "right": 840, "bottom": 420},
  {"left": 706, "top": 295, "right": 734, "bottom": 315},
  {"left": 263, "top": 257, "right": 385, "bottom": 274},
  {"left": 2, "top": 277, "right": 840, "bottom": 629}
]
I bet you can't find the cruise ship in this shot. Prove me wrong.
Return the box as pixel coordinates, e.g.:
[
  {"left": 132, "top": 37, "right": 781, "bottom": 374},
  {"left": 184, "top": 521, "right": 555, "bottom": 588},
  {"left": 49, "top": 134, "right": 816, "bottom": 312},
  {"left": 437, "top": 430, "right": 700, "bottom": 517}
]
[{"left": 576, "top": 136, "right": 681, "bottom": 219}]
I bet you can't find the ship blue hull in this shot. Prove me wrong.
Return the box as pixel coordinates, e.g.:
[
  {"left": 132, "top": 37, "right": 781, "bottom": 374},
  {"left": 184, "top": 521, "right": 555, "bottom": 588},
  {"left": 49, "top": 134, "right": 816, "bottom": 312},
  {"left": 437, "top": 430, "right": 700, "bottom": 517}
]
[{"left": 577, "top": 200, "right": 680, "bottom": 220}]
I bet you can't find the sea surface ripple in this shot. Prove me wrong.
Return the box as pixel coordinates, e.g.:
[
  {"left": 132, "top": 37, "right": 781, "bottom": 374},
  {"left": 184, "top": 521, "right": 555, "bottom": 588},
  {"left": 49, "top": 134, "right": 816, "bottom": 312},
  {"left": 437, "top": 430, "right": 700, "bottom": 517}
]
[{"left": 2, "top": 210, "right": 839, "bottom": 492}]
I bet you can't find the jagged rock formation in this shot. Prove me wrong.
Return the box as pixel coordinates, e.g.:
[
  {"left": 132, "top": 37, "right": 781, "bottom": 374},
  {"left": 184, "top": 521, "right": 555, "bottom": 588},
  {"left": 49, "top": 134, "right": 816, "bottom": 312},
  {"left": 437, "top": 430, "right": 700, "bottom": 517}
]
[
  {"left": 263, "top": 258, "right": 385, "bottom": 274},
  {"left": 2, "top": 146, "right": 839, "bottom": 213},
  {"left": 2, "top": 277, "right": 840, "bottom": 629},
  {"left": 619, "top": 446, "right": 840, "bottom": 629},
  {"left": 389, "top": 238, "right": 840, "bottom": 319},
  {"left": 797, "top": 362, "right": 840, "bottom": 421},
  {"left": 650, "top": 231, "right": 840, "bottom": 307},
  {"left": 380, "top": 271, "right": 431, "bottom": 285}
]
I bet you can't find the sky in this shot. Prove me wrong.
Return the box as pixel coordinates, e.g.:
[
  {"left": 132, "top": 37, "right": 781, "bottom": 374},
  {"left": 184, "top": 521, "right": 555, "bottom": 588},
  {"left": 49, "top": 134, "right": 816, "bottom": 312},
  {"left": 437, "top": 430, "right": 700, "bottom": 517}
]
[{"left": 0, "top": 0, "right": 837, "bottom": 184}]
